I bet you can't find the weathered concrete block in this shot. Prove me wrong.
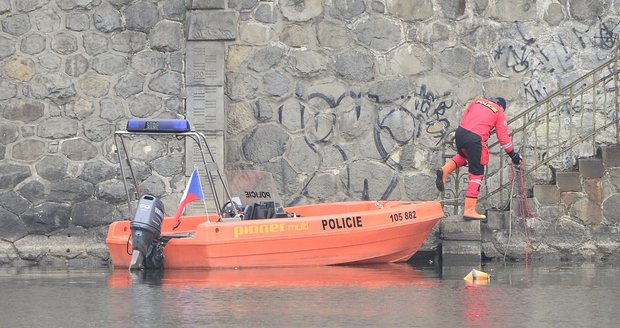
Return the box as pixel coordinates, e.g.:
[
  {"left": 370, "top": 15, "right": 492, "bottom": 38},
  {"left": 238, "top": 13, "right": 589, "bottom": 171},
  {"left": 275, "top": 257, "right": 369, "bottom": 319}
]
[
  {"left": 579, "top": 158, "right": 604, "bottom": 178},
  {"left": 441, "top": 240, "right": 481, "bottom": 263},
  {"left": 602, "top": 145, "right": 620, "bottom": 168},
  {"left": 533, "top": 185, "right": 560, "bottom": 205},
  {"left": 440, "top": 214, "right": 481, "bottom": 241},
  {"left": 556, "top": 171, "right": 582, "bottom": 192}
]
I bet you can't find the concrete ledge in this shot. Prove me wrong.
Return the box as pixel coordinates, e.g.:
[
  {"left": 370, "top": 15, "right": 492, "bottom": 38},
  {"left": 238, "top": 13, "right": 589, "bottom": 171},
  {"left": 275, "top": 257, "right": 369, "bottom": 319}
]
[{"left": 556, "top": 171, "right": 582, "bottom": 192}]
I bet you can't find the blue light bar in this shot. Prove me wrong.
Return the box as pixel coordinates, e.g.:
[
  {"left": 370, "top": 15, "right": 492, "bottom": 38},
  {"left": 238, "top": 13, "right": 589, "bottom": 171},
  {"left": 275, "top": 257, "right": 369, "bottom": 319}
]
[{"left": 126, "top": 119, "right": 191, "bottom": 133}]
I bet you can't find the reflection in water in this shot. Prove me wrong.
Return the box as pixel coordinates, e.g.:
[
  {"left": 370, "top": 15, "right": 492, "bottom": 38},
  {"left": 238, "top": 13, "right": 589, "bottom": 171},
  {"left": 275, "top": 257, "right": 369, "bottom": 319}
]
[
  {"left": 104, "top": 264, "right": 441, "bottom": 328},
  {"left": 1, "top": 263, "right": 619, "bottom": 328},
  {"left": 108, "top": 264, "right": 437, "bottom": 289}
]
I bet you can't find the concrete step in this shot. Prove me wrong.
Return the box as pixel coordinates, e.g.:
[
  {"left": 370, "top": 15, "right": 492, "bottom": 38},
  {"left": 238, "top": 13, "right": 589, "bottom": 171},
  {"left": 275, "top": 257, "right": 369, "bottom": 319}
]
[
  {"left": 602, "top": 145, "right": 620, "bottom": 168},
  {"left": 578, "top": 158, "right": 604, "bottom": 178},
  {"left": 440, "top": 214, "right": 481, "bottom": 241},
  {"left": 556, "top": 171, "right": 582, "bottom": 192}
]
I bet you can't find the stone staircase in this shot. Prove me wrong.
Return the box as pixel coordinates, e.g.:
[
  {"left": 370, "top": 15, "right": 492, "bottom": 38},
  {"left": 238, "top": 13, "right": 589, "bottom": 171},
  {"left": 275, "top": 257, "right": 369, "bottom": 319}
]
[{"left": 440, "top": 145, "right": 620, "bottom": 263}]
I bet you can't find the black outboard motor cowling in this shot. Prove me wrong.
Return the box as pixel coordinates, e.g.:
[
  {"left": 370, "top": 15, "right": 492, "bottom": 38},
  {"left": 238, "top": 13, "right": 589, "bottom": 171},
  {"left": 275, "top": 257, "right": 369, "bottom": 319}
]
[{"left": 129, "top": 195, "right": 164, "bottom": 270}]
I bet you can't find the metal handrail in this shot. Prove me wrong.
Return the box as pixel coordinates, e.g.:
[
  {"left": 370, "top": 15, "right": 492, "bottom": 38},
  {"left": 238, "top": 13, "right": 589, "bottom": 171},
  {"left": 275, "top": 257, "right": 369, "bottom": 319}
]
[
  {"left": 441, "top": 46, "right": 620, "bottom": 211},
  {"left": 482, "top": 47, "right": 620, "bottom": 206},
  {"left": 114, "top": 130, "right": 235, "bottom": 218}
]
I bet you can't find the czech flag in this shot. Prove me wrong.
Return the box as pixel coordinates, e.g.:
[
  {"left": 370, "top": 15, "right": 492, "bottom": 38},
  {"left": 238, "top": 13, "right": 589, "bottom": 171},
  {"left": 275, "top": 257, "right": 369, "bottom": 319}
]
[{"left": 173, "top": 168, "right": 204, "bottom": 227}]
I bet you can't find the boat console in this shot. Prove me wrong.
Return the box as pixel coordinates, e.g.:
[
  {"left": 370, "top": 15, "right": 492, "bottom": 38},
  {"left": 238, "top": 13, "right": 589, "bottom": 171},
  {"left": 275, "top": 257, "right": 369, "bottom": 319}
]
[{"left": 242, "top": 200, "right": 289, "bottom": 220}]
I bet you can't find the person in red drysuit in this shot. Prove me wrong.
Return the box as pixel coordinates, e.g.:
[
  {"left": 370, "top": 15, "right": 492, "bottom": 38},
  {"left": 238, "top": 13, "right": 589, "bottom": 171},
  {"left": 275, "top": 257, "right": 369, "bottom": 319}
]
[{"left": 436, "top": 97, "right": 522, "bottom": 220}]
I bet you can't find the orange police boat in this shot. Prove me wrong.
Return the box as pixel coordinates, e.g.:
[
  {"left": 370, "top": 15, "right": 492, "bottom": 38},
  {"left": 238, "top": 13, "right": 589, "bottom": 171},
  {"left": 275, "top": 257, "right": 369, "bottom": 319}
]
[{"left": 106, "top": 119, "right": 444, "bottom": 270}]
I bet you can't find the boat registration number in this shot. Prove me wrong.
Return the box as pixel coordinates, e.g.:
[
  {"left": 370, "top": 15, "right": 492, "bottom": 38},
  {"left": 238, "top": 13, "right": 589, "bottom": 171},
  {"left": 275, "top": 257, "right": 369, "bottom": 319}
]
[{"left": 390, "top": 211, "right": 417, "bottom": 222}]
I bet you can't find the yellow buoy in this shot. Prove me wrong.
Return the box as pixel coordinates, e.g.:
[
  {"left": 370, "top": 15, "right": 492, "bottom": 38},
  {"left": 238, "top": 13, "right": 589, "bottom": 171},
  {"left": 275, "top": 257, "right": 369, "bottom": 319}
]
[{"left": 463, "top": 269, "right": 490, "bottom": 282}]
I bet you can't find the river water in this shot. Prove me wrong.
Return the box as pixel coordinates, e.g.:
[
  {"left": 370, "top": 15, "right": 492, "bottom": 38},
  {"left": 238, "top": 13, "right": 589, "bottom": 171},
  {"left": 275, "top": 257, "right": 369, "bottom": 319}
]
[{"left": 0, "top": 262, "right": 618, "bottom": 328}]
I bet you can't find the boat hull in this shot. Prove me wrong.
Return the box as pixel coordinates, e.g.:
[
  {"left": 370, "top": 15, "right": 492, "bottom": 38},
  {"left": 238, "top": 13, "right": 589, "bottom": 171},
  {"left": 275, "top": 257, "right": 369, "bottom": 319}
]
[{"left": 106, "top": 200, "right": 443, "bottom": 269}]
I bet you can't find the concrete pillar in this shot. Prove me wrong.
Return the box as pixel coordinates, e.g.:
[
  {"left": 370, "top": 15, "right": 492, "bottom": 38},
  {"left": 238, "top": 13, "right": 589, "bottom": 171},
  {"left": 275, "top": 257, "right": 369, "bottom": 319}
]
[{"left": 440, "top": 215, "right": 481, "bottom": 264}]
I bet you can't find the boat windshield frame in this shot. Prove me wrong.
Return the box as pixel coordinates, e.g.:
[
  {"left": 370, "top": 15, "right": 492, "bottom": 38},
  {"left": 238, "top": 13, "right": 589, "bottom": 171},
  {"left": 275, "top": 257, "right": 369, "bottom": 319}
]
[{"left": 113, "top": 129, "right": 236, "bottom": 218}]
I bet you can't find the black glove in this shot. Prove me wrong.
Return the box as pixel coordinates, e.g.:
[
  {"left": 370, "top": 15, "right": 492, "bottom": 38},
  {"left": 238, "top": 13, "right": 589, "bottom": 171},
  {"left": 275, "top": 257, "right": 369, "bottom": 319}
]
[{"left": 508, "top": 150, "right": 522, "bottom": 165}]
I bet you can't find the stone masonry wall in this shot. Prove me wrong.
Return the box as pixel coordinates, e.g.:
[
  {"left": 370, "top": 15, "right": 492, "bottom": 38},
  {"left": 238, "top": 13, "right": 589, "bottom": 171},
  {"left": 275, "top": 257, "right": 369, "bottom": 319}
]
[{"left": 1, "top": 0, "right": 620, "bottom": 266}]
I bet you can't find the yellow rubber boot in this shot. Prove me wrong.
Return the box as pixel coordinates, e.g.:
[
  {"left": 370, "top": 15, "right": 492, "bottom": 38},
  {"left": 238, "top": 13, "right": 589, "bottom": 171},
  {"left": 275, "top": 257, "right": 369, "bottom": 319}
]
[
  {"left": 463, "top": 197, "right": 487, "bottom": 221},
  {"left": 436, "top": 160, "right": 457, "bottom": 192}
]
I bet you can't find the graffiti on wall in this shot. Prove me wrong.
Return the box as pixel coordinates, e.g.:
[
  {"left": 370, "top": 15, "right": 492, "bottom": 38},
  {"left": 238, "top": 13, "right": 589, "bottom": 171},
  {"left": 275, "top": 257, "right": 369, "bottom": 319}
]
[
  {"left": 382, "top": 85, "right": 454, "bottom": 146},
  {"left": 495, "top": 20, "right": 620, "bottom": 107},
  {"left": 294, "top": 84, "right": 454, "bottom": 154},
  {"left": 595, "top": 20, "right": 619, "bottom": 49},
  {"left": 276, "top": 84, "right": 455, "bottom": 201}
]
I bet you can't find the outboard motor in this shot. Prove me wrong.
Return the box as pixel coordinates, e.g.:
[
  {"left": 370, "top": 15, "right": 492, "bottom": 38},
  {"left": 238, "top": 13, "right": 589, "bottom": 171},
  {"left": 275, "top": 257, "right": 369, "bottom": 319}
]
[{"left": 129, "top": 195, "right": 164, "bottom": 270}]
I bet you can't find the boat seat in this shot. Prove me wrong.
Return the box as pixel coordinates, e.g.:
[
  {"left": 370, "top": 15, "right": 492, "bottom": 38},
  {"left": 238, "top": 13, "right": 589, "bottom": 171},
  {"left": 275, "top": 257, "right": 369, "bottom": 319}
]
[{"left": 243, "top": 201, "right": 288, "bottom": 220}]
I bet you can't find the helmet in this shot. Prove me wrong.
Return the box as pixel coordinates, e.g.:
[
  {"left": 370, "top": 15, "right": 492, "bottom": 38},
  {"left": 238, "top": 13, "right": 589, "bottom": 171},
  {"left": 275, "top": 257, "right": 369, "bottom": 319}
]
[{"left": 490, "top": 97, "right": 507, "bottom": 110}]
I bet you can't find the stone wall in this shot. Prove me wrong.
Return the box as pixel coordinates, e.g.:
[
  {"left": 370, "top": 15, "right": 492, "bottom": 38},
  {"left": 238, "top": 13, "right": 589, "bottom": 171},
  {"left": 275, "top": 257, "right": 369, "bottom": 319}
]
[
  {"left": 1, "top": 0, "right": 620, "bottom": 266},
  {"left": 0, "top": 0, "right": 187, "bottom": 266}
]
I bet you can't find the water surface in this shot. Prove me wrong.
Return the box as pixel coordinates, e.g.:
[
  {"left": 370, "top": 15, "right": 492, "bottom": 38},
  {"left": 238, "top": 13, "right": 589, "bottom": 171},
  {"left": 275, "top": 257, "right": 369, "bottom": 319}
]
[{"left": 1, "top": 262, "right": 618, "bottom": 328}]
